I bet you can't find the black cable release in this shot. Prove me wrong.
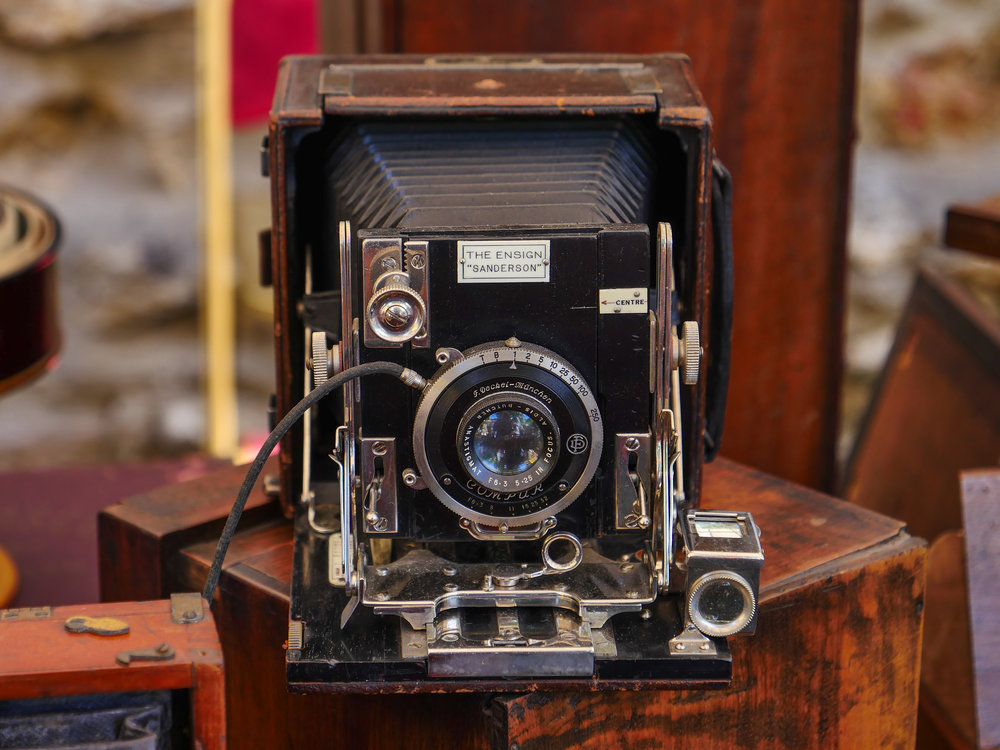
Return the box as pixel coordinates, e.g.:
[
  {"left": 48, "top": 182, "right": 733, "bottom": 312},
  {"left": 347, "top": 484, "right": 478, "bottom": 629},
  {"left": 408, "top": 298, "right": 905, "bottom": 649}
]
[{"left": 201, "top": 361, "right": 422, "bottom": 603}]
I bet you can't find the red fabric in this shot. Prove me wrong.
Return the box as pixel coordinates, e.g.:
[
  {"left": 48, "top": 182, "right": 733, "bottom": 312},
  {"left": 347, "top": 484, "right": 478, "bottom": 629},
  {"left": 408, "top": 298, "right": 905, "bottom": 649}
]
[{"left": 231, "top": 0, "right": 319, "bottom": 126}]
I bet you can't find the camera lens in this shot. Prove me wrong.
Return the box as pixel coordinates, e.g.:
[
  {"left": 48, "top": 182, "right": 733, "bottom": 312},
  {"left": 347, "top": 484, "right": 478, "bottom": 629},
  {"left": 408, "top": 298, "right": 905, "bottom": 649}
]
[
  {"left": 473, "top": 410, "right": 544, "bottom": 475},
  {"left": 456, "top": 393, "right": 559, "bottom": 493},
  {"left": 699, "top": 580, "right": 745, "bottom": 624},
  {"left": 687, "top": 571, "right": 756, "bottom": 637},
  {"left": 412, "top": 340, "right": 603, "bottom": 526}
]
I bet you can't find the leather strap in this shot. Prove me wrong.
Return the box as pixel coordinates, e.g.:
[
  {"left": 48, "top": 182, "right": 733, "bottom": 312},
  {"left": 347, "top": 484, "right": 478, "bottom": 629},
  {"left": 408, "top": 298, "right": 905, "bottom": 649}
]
[{"left": 704, "top": 159, "right": 733, "bottom": 461}]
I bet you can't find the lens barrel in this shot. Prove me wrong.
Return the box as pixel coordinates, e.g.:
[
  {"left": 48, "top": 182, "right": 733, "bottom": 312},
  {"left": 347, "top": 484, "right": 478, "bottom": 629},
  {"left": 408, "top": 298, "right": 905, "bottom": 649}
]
[
  {"left": 412, "top": 340, "right": 602, "bottom": 526},
  {"left": 457, "top": 392, "right": 560, "bottom": 492}
]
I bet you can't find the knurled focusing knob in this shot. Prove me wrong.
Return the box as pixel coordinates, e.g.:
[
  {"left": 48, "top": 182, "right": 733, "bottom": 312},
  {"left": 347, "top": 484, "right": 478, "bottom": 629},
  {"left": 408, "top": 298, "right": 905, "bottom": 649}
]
[
  {"left": 310, "top": 331, "right": 329, "bottom": 387},
  {"left": 366, "top": 282, "right": 426, "bottom": 344},
  {"left": 679, "top": 321, "right": 701, "bottom": 386}
]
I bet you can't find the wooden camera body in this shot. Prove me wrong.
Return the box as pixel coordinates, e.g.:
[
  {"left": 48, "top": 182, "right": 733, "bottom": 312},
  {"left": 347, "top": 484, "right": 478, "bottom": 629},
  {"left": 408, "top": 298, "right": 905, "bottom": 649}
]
[{"left": 265, "top": 54, "right": 760, "bottom": 689}]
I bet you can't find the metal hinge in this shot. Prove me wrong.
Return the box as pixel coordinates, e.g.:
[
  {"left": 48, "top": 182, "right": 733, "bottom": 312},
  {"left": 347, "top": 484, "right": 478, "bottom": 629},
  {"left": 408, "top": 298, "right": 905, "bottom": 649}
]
[
  {"left": 170, "top": 592, "right": 206, "bottom": 624},
  {"left": 621, "top": 67, "right": 662, "bottom": 95},
  {"left": 288, "top": 620, "right": 304, "bottom": 650},
  {"left": 319, "top": 67, "right": 352, "bottom": 96},
  {"left": 0, "top": 606, "right": 51, "bottom": 621}
]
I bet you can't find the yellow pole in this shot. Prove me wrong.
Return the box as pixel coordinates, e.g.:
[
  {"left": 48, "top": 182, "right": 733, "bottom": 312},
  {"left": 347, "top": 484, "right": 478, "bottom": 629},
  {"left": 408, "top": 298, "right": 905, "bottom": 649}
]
[{"left": 195, "top": 0, "right": 238, "bottom": 460}]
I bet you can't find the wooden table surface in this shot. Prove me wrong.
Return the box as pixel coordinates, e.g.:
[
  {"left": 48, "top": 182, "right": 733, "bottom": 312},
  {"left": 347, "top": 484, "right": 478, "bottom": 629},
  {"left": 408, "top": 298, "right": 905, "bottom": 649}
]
[{"left": 99, "top": 457, "right": 925, "bottom": 749}]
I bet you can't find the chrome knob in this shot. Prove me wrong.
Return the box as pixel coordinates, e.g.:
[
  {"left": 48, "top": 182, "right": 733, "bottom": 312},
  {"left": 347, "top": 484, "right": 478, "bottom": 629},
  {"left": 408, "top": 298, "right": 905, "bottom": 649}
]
[
  {"left": 678, "top": 321, "right": 701, "bottom": 386},
  {"left": 382, "top": 301, "right": 412, "bottom": 329},
  {"left": 366, "top": 282, "right": 426, "bottom": 343},
  {"left": 310, "top": 331, "right": 329, "bottom": 387}
]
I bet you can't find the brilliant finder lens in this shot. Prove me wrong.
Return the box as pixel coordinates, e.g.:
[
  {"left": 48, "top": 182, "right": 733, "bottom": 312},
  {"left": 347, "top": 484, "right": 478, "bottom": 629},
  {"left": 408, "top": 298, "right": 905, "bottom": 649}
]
[
  {"left": 473, "top": 410, "right": 543, "bottom": 475},
  {"left": 687, "top": 571, "right": 756, "bottom": 637},
  {"left": 699, "top": 580, "right": 746, "bottom": 625}
]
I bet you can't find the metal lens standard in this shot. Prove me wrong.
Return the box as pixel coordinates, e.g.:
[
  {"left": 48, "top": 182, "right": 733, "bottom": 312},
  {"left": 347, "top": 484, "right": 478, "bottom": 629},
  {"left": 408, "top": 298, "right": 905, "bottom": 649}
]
[{"left": 472, "top": 410, "right": 543, "bottom": 475}]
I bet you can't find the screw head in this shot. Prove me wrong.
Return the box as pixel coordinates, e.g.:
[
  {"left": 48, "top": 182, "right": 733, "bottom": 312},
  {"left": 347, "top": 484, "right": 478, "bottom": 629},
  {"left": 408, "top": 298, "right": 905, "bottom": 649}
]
[
  {"left": 379, "top": 300, "right": 414, "bottom": 330},
  {"left": 372, "top": 441, "right": 387, "bottom": 456},
  {"left": 442, "top": 475, "right": 453, "bottom": 486},
  {"left": 442, "top": 566, "right": 457, "bottom": 576},
  {"left": 444, "top": 583, "right": 459, "bottom": 592},
  {"left": 557, "top": 481, "right": 569, "bottom": 492},
  {"left": 376, "top": 566, "right": 389, "bottom": 577},
  {"left": 402, "top": 469, "right": 417, "bottom": 486},
  {"left": 624, "top": 436, "right": 640, "bottom": 452},
  {"left": 641, "top": 608, "right": 652, "bottom": 621},
  {"left": 381, "top": 257, "right": 398, "bottom": 270}
]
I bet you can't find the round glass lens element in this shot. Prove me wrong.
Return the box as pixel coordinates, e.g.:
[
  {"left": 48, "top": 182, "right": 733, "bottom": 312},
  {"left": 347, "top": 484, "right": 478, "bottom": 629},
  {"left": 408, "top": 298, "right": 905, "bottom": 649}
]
[
  {"left": 687, "top": 571, "right": 756, "bottom": 637},
  {"left": 472, "top": 410, "right": 544, "bottom": 475},
  {"left": 699, "top": 580, "right": 747, "bottom": 625}
]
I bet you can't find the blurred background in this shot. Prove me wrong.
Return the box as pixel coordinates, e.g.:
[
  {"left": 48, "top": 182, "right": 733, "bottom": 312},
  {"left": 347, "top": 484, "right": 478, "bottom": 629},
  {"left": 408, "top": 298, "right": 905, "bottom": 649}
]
[
  {"left": 1, "top": 0, "right": 997, "bottom": 474},
  {"left": 1, "top": 6, "right": 998, "bottom": 742}
]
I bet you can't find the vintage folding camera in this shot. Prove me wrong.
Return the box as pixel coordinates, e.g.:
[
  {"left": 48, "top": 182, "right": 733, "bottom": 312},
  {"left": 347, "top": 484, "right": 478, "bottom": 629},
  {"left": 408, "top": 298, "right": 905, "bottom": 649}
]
[{"left": 265, "top": 54, "right": 763, "bottom": 688}]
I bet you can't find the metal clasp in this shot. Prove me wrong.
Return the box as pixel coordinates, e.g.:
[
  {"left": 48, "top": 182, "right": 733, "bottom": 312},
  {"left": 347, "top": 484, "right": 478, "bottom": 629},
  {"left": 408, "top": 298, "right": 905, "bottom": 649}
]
[
  {"left": 423, "top": 607, "right": 611, "bottom": 678},
  {"left": 460, "top": 516, "right": 556, "bottom": 541},
  {"left": 361, "top": 437, "right": 397, "bottom": 533},
  {"left": 494, "top": 532, "right": 584, "bottom": 588},
  {"left": 615, "top": 433, "right": 652, "bottom": 530}
]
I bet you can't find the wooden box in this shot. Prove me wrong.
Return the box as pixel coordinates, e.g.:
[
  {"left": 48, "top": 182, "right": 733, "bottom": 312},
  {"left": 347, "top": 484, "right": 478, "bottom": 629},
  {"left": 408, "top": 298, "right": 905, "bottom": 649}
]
[
  {"left": 0, "top": 598, "right": 225, "bottom": 749},
  {"left": 99, "top": 458, "right": 924, "bottom": 749}
]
